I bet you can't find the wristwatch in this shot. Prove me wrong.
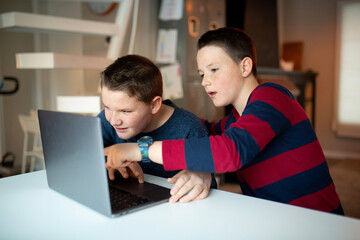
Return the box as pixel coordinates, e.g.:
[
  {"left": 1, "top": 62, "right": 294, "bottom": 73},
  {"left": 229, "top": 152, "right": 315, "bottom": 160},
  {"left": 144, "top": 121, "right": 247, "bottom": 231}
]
[{"left": 137, "top": 136, "right": 154, "bottom": 163}]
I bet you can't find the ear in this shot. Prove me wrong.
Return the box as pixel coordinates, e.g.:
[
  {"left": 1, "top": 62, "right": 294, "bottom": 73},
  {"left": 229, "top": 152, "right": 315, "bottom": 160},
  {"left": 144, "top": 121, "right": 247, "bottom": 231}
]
[
  {"left": 240, "top": 57, "right": 253, "bottom": 78},
  {"left": 150, "top": 96, "right": 162, "bottom": 114}
]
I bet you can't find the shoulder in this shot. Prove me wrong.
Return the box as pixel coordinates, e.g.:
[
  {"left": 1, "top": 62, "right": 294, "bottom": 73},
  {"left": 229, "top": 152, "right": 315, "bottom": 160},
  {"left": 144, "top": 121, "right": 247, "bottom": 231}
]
[
  {"left": 165, "top": 100, "right": 202, "bottom": 123},
  {"left": 245, "top": 82, "right": 307, "bottom": 127},
  {"left": 251, "top": 82, "right": 295, "bottom": 100},
  {"left": 246, "top": 82, "right": 297, "bottom": 112},
  {"left": 161, "top": 100, "right": 208, "bottom": 138}
]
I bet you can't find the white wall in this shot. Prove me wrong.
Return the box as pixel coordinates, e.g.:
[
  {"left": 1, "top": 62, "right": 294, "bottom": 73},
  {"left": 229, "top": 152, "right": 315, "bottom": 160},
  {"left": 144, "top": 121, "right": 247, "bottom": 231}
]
[
  {"left": 278, "top": 0, "right": 360, "bottom": 158},
  {"left": 0, "top": 0, "right": 37, "bottom": 169},
  {"left": 0, "top": 0, "right": 159, "bottom": 171},
  {"left": 82, "top": 0, "right": 159, "bottom": 95}
]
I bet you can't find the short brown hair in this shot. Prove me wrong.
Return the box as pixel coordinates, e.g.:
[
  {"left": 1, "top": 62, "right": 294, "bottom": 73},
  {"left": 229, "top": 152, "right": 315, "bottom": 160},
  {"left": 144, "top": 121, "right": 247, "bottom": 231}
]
[
  {"left": 198, "top": 27, "right": 257, "bottom": 76},
  {"left": 100, "top": 55, "right": 163, "bottom": 104}
]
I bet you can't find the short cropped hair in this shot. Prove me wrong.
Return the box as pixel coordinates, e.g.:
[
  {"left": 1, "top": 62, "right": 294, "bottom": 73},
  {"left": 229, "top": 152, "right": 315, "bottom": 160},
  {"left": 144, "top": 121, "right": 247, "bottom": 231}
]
[
  {"left": 198, "top": 27, "right": 257, "bottom": 76},
  {"left": 100, "top": 55, "right": 163, "bottom": 104}
]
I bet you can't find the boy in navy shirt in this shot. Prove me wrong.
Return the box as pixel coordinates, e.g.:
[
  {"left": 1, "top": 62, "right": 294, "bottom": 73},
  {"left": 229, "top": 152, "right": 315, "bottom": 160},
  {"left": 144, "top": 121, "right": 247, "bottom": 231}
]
[{"left": 100, "top": 54, "right": 216, "bottom": 203}]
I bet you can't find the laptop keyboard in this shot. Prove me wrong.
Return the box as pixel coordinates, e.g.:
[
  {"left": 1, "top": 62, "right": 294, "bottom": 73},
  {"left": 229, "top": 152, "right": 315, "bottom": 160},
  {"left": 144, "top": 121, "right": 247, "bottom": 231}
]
[{"left": 109, "top": 187, "right": 150, "bottom": 212}]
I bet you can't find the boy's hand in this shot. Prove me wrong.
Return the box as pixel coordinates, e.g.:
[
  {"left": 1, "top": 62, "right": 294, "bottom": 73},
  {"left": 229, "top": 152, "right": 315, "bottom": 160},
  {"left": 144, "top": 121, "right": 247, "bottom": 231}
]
[
  {"left": 116, "top": 162, "right": 144, "bottom": 183},
  {"left": 167, "top": 170, "right": 211, "bottom": 203},
  {"left": 104, "top": 143, "right": 141, "bottom": 169},
  {"left": 107, "top": 163, "right": 144, "bottom": 183}
]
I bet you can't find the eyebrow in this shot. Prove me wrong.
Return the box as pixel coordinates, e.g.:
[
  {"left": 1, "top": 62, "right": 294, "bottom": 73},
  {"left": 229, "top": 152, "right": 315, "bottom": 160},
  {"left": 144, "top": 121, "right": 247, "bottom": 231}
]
[{"left": 199, "top": 63, "right": 218, "bottom": 72}]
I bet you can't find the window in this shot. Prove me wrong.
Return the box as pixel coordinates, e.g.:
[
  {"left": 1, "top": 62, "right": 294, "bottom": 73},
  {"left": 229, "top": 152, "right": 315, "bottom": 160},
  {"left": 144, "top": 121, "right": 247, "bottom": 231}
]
[{"left": 334, "top": 1, "right": 360, "bottom": 138}]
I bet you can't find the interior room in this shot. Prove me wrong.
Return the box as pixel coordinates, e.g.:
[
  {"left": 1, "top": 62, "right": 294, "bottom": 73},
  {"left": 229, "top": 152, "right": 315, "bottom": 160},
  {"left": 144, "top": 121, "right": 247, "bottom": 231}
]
[{"left": 0, "top": 0, "right": 359, "bottom": 232}]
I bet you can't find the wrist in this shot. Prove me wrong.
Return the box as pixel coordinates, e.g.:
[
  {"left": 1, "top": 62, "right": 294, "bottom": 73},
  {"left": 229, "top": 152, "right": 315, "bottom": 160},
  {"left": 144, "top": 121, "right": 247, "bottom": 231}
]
[{"left": 132, "top": 143, "right": 142, "bottom": 162}]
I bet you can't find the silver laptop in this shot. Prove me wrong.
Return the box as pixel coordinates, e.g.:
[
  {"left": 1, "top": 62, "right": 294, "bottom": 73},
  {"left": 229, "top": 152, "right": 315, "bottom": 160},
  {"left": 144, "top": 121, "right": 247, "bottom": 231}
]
[{"left": 38, "top": 110, "right": 170, "bottom": 218}]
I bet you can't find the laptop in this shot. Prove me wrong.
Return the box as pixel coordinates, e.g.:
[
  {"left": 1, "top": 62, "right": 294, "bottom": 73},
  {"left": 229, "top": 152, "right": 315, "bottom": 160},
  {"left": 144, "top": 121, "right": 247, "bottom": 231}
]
[{"left": 37, "top": 110, "right": 170, "bottom": 218}]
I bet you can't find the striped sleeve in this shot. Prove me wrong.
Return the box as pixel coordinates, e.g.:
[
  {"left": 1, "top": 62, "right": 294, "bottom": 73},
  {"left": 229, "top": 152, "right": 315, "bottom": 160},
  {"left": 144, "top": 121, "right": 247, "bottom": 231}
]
[
  {"left": 202, "top": 114, "right": 230, "bottom": 135},
  {"left": 163, "top": 83, "right": 305, "bottom": 172}
]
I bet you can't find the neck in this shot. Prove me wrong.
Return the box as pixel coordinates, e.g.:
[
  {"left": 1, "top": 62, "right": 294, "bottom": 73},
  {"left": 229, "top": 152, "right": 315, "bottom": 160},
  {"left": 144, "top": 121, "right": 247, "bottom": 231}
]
[
  {"left": 143, "top": 103, "right": 174, "bottom": 133},
  {"left": 234, "top": 75, "right": 259, "bottom": 115}
]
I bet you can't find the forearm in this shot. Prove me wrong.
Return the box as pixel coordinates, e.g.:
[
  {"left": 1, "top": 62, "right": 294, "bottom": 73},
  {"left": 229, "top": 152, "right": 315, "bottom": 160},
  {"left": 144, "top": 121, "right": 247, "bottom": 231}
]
[
  {"left": 104, "top": 143, "right": 142, "bottom": 169},
  {"left": 105, "top": 141, "right": 164, "bottom": 170}
]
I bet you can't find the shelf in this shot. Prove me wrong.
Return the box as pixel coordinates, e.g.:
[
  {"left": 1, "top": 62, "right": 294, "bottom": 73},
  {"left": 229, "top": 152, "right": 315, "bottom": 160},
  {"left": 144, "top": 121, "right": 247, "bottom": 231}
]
[
  {"left": 16, "top": 52, "right": 113, "bottom": 69},
  {"left": 56, "top": 96, "right": 100, "bottom": 115},
  {"left": 0, "top": 11, "right": 118, "bottom": 36}
]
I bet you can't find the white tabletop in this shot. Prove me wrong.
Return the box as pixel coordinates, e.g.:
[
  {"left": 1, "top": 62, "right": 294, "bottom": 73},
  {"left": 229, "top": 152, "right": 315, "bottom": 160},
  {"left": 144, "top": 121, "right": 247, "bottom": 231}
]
[{"left": 0, "top": 170, "right": 359, "bottom": 240}]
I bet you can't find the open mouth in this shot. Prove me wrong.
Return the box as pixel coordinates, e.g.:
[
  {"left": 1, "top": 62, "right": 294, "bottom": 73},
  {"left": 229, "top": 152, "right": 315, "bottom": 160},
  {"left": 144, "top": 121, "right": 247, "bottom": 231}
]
[{"left": 207, "top": 91, "right": 216, "bottom": 98}]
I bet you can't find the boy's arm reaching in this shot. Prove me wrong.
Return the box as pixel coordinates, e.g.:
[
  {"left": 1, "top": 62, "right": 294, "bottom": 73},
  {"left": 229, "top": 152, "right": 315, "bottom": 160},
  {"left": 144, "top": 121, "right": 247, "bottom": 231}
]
[
  {"left": 105, "top": 142, "right": 212, "bottom": 203},
  {"left": 104, "top": 141, "right": 163, "bottom": 169}
]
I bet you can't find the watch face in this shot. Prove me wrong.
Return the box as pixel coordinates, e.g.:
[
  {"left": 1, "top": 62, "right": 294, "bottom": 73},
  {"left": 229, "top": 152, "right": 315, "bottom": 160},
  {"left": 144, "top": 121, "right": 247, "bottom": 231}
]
[{"left": 140, "top": 136, "right": 152, "bottom": 143}]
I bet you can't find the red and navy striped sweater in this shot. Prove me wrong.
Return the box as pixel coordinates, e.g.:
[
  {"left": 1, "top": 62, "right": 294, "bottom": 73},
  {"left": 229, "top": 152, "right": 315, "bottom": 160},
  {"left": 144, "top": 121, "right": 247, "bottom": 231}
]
[{"left": 163, "top": 82, "right": 343, "bottom": 214}]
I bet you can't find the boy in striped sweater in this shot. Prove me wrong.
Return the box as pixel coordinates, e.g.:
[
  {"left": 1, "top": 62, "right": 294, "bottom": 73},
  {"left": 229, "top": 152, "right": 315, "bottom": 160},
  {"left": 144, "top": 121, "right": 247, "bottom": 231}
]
[{"left": 105, "top": 28, "right": 343, "bottom": 214}]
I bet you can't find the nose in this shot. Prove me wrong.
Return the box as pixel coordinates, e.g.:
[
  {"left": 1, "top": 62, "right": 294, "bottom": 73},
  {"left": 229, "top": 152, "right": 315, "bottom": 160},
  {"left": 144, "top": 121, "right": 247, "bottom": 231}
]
[
  {"left": 108, "top": 111, "right": 122, "bottom": 126},
  {"left": 201, "top": 75, "right": 211, "bottom": 87}
]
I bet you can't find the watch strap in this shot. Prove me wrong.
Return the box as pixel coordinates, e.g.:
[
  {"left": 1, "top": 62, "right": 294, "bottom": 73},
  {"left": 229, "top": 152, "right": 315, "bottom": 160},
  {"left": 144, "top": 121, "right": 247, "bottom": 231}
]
[{"left": 137, "top": 136, "right": 153, "bottom": 163}]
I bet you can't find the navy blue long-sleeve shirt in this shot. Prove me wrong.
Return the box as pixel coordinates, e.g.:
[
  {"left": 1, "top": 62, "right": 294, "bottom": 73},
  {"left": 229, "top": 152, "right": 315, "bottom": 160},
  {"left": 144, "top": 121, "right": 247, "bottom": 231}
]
[{"left": 99, "top": 100, "right": 217, "bottom": 187}]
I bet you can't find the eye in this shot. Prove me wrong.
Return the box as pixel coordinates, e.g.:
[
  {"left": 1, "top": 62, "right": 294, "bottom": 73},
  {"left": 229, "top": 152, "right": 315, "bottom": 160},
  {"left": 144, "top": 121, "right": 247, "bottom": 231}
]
[
  {"left": 211, "top": 68, "right": 218, "bottom": 73},
  {"left": 198, "top": 70, "right": 204, "bottom": 79}
]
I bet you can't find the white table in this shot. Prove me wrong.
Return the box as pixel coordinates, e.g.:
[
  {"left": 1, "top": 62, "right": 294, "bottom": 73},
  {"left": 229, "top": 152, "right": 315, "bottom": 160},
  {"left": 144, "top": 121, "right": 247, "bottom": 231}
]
[{"left": 0, "top": 170, "right": 359, "bottom": 240}]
